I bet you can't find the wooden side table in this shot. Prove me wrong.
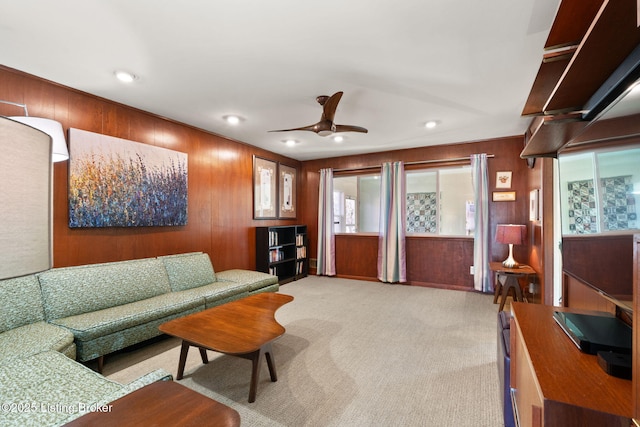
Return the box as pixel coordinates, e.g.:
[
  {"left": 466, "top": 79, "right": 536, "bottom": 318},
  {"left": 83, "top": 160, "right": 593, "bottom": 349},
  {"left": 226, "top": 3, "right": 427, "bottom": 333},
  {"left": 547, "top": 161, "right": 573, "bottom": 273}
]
[
  {"left": 490, "top": 262, "right": 536, "bottom": 311},
  {"left": 64, "top": 381, "right": 240, "bottom": 427}
]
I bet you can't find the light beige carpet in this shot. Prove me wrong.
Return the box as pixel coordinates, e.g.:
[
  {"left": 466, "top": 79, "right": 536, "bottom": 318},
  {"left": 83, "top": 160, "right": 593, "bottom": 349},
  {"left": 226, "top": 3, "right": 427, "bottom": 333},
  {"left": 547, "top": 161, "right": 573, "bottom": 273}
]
[{"left": 104, "top": 276, "right": 503, "bottom": 426}]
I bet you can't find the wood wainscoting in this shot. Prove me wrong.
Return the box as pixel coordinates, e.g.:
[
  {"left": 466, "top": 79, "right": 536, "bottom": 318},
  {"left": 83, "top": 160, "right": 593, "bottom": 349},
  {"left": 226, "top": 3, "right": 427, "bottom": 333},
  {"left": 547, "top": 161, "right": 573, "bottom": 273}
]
[{"left": 334, "top": 234, "right": 475, "bottom": 290}]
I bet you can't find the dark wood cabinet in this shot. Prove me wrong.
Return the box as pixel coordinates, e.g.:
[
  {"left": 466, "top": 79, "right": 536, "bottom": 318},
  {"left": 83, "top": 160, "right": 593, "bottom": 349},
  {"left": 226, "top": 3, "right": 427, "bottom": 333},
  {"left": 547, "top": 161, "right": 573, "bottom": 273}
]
[
  {"left": 256, "top": 225, "right": 307, "bottom": 284},
  {"left": 510, "top": 303, "right": 632, "bottom": 426}
]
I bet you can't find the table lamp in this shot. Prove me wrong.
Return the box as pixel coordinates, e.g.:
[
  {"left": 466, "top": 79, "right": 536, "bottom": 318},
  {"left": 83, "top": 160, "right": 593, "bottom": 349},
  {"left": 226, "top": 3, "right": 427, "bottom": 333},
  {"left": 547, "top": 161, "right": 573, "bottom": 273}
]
[{"left": 495, "top": 224, "right": 527, "bottom": 268}]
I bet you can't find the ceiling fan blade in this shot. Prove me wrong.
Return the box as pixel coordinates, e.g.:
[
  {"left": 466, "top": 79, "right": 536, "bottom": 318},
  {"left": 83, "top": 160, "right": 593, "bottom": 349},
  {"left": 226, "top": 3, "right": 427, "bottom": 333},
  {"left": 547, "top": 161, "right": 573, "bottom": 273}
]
[
  {"left": 334, "top": 124, "right": 368, "bottom": 134},
  {"left": 321, "top": 91, "right": 343, "bottom": 122},
  {"left": 268, "top": 123, "right": 319, "bottom": 133}
]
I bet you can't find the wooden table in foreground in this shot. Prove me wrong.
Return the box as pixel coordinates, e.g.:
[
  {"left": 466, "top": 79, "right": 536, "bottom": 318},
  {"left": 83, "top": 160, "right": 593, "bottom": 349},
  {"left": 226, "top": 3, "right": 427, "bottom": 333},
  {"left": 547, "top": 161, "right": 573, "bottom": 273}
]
[
  {"left": 510, "top": 302, "right": 631, "bottom": 426},
  {"left": 159, "top": 292, "right": 294, "bottom": 403},
  {"left": 64, "top": 381, "right": 240, "bottom": 427}
]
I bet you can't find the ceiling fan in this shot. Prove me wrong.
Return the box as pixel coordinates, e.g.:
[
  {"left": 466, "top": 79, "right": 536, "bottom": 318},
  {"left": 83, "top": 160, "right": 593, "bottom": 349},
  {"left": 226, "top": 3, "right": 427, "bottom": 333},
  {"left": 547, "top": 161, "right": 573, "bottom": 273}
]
[{"left": 269, "top": 91, "right": 368, "bottom": 137}]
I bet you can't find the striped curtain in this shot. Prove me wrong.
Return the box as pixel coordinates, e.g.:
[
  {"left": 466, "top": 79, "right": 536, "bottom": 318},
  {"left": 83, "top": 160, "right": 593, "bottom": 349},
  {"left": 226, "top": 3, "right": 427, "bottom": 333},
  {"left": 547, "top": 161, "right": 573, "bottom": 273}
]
[
  {"left": 471, "top": 154, "right": 491, "bottom": 292},
  {"left": 377, "top": 161, "right": 406, "bottom": 283},
  {"left": 317, "top": 168, "right": 336, "bottom": 276}
]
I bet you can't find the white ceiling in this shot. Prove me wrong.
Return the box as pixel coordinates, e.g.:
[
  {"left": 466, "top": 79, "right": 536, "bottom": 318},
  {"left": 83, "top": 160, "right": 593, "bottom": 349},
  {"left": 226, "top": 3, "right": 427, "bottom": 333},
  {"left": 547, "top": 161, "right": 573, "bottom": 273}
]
[{"left": 0, "top": 0, "right": 560, "bottom": 161}]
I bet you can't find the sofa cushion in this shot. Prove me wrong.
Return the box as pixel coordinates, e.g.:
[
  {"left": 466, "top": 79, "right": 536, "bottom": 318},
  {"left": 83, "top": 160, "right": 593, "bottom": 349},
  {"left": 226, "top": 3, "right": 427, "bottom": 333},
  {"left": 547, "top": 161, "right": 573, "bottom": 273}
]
[
  {"left": 0, "top": 322, "right": 75, "bottom": 362},
  {"left": 0, "top": 350, "right": 171, "bottom": 427},
  {"left": 38, "top": 257, "right": 172, "bottom": 320},
  {"left": 50, "top": 292, "right": 204, "bottom": 341},
  {"left": 159, "top": 252, "right": 217, "bottom": 291},
  {"left": 0, "top": 350, "right": 121, "bottom": 426},
  {"left": 215, "top": 269, "right": 279, "bottom": 292},
  {"left": 0, "top": 275, "right": 45, "bottom": 333},
  {"left": 173, "top": 280, "right": 251, "bottom": 308}
]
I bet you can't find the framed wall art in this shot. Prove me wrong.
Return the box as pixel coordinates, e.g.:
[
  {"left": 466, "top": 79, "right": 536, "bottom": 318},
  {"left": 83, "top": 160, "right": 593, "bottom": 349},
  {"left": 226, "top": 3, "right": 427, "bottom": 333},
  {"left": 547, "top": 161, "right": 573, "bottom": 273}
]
[
  {"left": 68, "top": 128, "right": 188, "bottom": 228},
  {"left": 278, "top": 163, "right": 297, "bottom": 218},
  {"left": 496, "top": 171, "right": 512, "bottom": 188},
  {"left": 253, "top": 156, "right": 277, "bottom": 219},
  {"left": 529, "top": 189, "right": 539, "bottom": 221},
  {"left": 492, "top": 191, "right": 516, "bottom": 202}
]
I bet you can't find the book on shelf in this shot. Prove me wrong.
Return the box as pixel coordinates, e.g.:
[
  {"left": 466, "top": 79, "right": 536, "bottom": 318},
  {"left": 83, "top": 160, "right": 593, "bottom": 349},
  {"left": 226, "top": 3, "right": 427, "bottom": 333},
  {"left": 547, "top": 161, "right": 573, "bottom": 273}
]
[
  {"left": 269, "top": 248, "right": 284, "bottom": 262},
  {"left": 296, "top": 260, "right": 304, "bottom": 275},
  {"left": 296, "top": 234, "right": 305, "bottom": 246},
  {"left": 269, "top": 231, "right": 279, "bottom": 247},
  {"left": 296, "top": 246, "right": 306, "bottom": 259}
]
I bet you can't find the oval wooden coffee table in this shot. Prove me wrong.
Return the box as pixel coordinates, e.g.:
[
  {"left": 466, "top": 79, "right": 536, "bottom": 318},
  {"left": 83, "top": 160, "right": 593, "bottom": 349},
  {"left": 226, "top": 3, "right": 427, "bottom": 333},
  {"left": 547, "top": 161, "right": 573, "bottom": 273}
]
[{"left": 159, "top": 292, "right": 294, "bottom": 403}]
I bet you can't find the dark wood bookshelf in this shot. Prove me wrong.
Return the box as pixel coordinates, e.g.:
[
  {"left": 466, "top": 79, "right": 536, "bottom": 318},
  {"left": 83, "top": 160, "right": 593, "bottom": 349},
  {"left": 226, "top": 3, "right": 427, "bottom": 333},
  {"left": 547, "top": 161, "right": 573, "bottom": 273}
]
[{"left": 256, "top": 225, "right": 308, "bottom": 284}]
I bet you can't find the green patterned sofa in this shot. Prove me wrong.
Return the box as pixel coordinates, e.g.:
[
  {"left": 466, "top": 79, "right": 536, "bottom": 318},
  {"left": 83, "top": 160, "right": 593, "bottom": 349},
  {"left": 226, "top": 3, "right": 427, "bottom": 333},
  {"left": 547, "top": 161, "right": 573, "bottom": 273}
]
[
  {"left": 0, "top": 274, "right": 76, "bottom": 362},
  {"left": 0, "top": 251, "right": 277, "bottom": 426},
  {"left": 35, "top": 252, "right": 278, "bottom": 369},
  {"left": 0, "top": 274, "right": 171, "bottom": 426},
  {"left": 0, "top": 350, "right": 170, "bottom": 427}
]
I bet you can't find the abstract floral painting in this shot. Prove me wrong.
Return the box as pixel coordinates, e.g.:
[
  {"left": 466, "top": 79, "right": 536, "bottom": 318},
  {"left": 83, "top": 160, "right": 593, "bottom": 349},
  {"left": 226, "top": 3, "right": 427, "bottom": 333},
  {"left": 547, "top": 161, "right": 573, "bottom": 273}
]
[{"left": 68, "top": 128, "right": 188, "bottom": 227}]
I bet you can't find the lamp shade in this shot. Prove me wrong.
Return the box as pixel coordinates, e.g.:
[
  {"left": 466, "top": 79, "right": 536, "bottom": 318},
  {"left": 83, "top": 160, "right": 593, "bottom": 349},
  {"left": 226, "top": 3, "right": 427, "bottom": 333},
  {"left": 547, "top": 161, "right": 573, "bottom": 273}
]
[
  {"left": 495, "top": 224, "right": 527, "bottom": 245},
  {"left": 9, "top": 116, "right": 69, "bottom": 162}
]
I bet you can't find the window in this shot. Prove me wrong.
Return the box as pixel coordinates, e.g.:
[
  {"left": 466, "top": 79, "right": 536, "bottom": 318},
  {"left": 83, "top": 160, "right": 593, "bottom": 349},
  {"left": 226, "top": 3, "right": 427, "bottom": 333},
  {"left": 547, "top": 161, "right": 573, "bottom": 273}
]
[
  {"left": 559, "top": 146, "right": 640, "bottom": 234},
  {"left": 333, "top": 174, "right": 380, "bottom": 233},
  {"left": 333, "top": 165, "right": 473, "bottom": 236},
  {"left": 407, "top": 167, "right": 473, "bottom": 236}
]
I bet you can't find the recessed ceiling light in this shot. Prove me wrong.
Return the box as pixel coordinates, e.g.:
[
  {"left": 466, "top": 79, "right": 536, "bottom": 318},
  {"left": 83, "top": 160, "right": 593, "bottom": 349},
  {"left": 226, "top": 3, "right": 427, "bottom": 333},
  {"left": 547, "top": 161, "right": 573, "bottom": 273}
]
[
  {"left": 114, "top": 70, "right": 137, "bottom": 83},
  {"left": 425, "top": 120, "right": 438, "bottom": 129},
  {"left": 333, "top": 135, "right": 344, "bottom": 143},
  {"left": 282, "top": 139, "right": 298, "bottom": 147},
  {"left": 223, "top": 115, "right": 242, "bottom": 125}
]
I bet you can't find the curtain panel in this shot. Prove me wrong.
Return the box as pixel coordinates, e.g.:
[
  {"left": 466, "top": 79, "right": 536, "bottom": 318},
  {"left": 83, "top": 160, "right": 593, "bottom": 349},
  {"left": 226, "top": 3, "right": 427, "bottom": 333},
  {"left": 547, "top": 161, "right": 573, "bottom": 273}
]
[
  {"left": 471, "top": 154, "right": 491, "bottom": 292},
  {"left": 377, "top": 161, "right": 407, "bottom": 283},
  {"left": 317, "top": 168, "right": 336, "bottom": 276}
]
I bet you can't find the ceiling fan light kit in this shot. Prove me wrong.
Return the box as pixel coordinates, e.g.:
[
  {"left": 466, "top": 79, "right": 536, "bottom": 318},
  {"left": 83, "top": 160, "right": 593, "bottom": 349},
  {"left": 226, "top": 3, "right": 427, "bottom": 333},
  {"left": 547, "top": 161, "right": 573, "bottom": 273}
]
[{"left": 269, "top": 91, "right": 368, "bottom": 137}]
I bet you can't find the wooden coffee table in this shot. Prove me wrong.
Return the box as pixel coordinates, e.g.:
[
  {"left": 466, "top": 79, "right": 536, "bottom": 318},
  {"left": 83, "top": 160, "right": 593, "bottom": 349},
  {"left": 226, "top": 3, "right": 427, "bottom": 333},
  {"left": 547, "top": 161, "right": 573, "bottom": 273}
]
[
  {"left": 64, "top": 381, "right": 240, "bottom": 426},
  {"left": 159, "top": 292, "right": 294, "bottom": 402}
]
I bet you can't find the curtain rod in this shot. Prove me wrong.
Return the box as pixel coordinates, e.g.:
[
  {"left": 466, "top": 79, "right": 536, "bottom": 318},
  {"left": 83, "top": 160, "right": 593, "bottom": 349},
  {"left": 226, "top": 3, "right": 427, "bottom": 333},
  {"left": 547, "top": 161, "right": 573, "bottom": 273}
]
[{"left": 332, "top": 154, "right": 495, "bottom": 173}]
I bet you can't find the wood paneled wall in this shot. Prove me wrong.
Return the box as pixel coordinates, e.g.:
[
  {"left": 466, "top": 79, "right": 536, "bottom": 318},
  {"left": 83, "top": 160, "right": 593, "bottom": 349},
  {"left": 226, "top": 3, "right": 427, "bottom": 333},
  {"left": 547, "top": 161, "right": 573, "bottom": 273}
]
[
  {"left": 1, "top": 65, "right": 534, "bottom": 291},
  {"left": 0, "top": 66, "right": 301, "bottom": 271},
  {"left": 562, "top": 234, "right": 634, "bottom": 305},
  {"left": 525, "top": 157, "right": 553, "bottom": 304},
  {"left": 300, "top": 136, "right": 531, "bottom": 290}
]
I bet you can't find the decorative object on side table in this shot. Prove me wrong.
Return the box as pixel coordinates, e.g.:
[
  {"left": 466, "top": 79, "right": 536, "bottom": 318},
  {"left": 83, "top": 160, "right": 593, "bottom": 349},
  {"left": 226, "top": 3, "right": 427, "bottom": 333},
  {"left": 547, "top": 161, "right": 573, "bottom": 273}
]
[{"left": 495, "top": 224, "right": 527, "bottom": 268}]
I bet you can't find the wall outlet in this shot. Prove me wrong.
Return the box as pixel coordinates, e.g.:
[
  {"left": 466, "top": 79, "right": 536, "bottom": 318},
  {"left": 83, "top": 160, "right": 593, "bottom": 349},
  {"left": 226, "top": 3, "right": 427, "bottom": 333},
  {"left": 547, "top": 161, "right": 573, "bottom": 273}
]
[{"left": 469, "top": 265, "right": 475, "bottom": 275}]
